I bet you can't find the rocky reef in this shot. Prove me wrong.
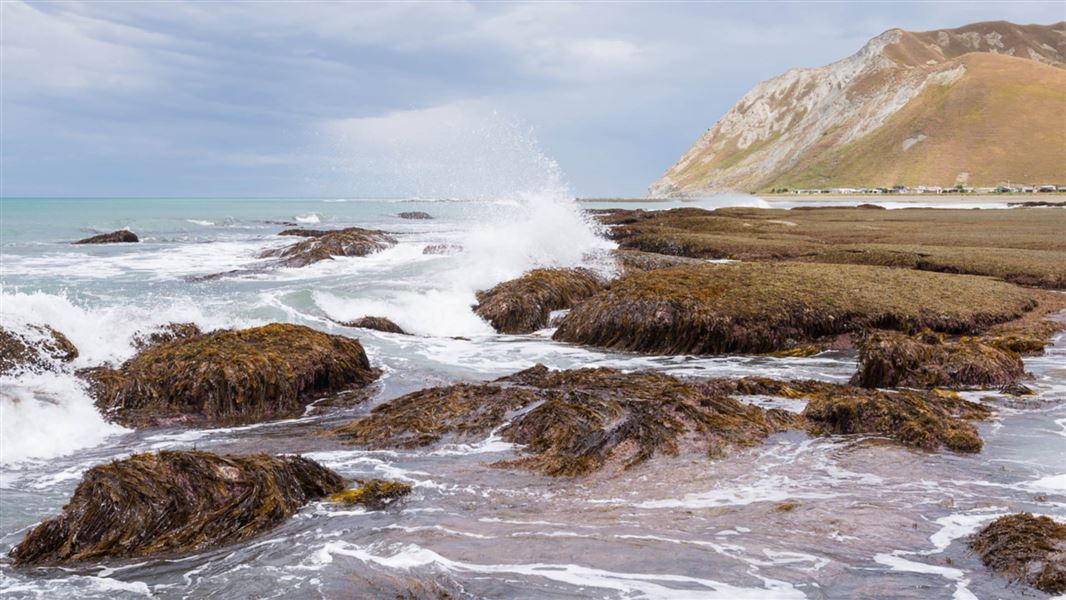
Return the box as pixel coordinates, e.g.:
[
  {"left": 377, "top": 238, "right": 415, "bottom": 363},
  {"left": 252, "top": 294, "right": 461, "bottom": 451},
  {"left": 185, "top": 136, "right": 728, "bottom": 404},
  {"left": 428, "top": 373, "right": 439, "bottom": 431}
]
[
  {"left": 341, "top": 316, "right": 407, "bottom": 335},
  {"left": 73, "top": 230, "right": 139, "bottom": 244},
  {"left": 970, "top": 513, "right": 1066, "bottom": 594},
  {"left": 82, "top": 323, "right": 380, "bottom": 427},
  {"left": 398, "top": 211, "right": 432, "bottom": 220},
  {"left": 0, "top": 325, "right": 78, "bottom": 375},
  {"left": 852, "top": 330, "right": 1025, "bottom": 390},
  {"left": 261, "top": 227, "right": 397, "bottom": 267},
  {"left": 10, "top": 451, "right": 342, "bottom": 565},
  {"left": 553, "top": 262, "right": 1036, "bottom": 355},
  {"left": 328, "top": 479, "right": 413, "bottom": 509},
  {"left": 800, "top": 385, "right": 989, "bottom": 453},
  {"left": 336, "top": 365, "right": 795, "bottom": 476},
  {"left": 475, "top": 268, "right": 606, "bottom": 334}
]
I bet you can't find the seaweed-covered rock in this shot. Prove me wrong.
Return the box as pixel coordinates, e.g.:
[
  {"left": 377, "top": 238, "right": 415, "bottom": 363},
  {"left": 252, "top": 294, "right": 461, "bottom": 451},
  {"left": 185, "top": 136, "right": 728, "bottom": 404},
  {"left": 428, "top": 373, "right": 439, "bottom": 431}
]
[
  {"left": 852, "top": 330, "right": 1025, "bottom": 390},
  {"left": 278, "top": 228, "right": 331, "bottom": 237},
  {"left": 0, "top": 325, "right": 78, "bottom": 375},
  {"left": 553, "top": 262, "right": 1037, "bottom": 355},
  {"left": 328, "top": 479, "right": 412, "bottom": 509},
  {"left": 611, "top": 249, "right": 703, "bottom": 275},
  {"left": 801, "top": 386, "right": 990, "bottom": 453},
  {"left": 475, "top": 268, "right": 606, "bottom": 334},
  {"left": 970, "top": 513, "right": 1066, "bottom": 594},
  {"left": 131, "top": 322, "right": 203, "bottom": 351},
  {"left": 342, "top": 316, "right": 407, "bottom": 335},
  {"left": 9, "top": 451, "right": 342, "bottom": 565},
  {"left": 83, "top": 323, "right": 380, "bottom": 427},
  {"left": 261, "top": 227, "right": 397, "bottom": 267},
  {"left": 73, "top": 230, "right": 138, "bottom": 244},
  {"left": 398, "top": 211, "right": 432, "bottom": 220},
  {"left": 335, "top": 365, "right": 795, "bottom": 476}
]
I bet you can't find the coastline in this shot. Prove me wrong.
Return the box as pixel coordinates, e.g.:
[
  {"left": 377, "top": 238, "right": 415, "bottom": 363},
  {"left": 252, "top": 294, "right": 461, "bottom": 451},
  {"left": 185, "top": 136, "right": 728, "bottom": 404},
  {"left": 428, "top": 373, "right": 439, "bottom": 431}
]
[{"left": 578, "top": 194, "right": 1066, "bottom": 205}]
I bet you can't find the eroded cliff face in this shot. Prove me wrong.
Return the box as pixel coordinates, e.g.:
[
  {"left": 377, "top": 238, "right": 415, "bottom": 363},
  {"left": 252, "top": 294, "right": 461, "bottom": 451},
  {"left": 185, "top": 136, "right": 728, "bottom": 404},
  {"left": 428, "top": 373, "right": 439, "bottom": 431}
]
[{"left": 651, "top": 21, "right": 1066, "bottom": 195}]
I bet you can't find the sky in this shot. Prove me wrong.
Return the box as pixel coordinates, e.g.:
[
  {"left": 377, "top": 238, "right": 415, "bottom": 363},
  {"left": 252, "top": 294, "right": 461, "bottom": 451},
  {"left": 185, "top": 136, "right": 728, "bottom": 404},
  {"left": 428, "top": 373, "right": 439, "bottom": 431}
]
[{"left": 2, "top": 1, "right": 1063, "bottom": 198}]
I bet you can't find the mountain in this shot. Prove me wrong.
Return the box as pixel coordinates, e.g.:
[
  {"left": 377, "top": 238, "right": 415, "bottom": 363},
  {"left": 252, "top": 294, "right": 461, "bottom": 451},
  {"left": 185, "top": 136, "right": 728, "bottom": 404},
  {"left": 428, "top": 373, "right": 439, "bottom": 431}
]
[{"left": 650, "top": 21, "right": 1066, "bottom": 195}]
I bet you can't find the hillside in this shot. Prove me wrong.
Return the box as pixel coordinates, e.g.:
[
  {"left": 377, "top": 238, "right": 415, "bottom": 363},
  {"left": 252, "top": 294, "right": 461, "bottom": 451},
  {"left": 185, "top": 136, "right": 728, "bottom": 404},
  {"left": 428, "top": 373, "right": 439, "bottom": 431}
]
[{"left": 650, "top": 21, "right": 1066, "bottom": 195}]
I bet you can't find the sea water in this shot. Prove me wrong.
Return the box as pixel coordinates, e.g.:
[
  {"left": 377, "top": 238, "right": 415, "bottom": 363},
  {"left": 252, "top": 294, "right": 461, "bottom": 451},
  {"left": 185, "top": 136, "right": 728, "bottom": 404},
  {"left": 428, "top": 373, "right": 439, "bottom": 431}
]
[{"left": 1, "top": 193, "right": 1063, "bottom": 599}]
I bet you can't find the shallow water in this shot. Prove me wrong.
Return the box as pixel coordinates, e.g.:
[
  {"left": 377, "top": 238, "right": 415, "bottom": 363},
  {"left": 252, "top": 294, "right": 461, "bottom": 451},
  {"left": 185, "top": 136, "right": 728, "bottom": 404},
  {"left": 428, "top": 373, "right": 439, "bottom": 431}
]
[{"left": 1, "top": 196, "right": 1064, "bottom": 599}]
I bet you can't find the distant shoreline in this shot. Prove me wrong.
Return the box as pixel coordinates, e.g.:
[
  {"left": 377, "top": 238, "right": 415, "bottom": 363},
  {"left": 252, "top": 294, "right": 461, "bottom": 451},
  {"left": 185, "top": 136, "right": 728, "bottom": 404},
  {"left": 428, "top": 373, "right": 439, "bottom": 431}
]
[{"left": 578, "top": 194, "right": 1066, "bottom": 205}]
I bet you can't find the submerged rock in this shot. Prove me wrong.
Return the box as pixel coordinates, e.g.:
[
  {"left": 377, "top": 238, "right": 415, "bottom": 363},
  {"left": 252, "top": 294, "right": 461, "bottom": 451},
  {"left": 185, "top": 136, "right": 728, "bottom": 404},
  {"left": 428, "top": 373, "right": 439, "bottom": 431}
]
[
  {"left": 475, "top": 268, "right": 606, "bottom": 334},
  {"left": 261, "top": 227, "right": 397, "bottom": 267},
  {"left": 0, "top": 325, "right": 78, "bottom": 375},
  {"left": 335, "top": 365, "right": 795, "bottom": 476},
  {"left": 328, "top": 479, "right": 412, "bottom": 509},
  {"left": 970, "top": 513, "right": 1066, "bottom": 594},
  {"left": 398, "top": 211, "right": 432, "bottom": 220},
  {"left": 9, "top": 451, "right": 342, "bottom": 566},
  {"left": 852, "top": 330, "right": 1025, "bottom": 390},
  {"left": 82, "top": 323, "right": 380, "bottom": 427},
  {"left": 553, "top": 262, "right": 1037, "bottom": 355},
  {"left": 130, "top": 322, "right": 203, "bottom": 351},
  {"left": 73, "top": 230, "right": 139, "bottom": 244},
  {"left": 342, "top": 316, "right": 407, "bottom": 335}
]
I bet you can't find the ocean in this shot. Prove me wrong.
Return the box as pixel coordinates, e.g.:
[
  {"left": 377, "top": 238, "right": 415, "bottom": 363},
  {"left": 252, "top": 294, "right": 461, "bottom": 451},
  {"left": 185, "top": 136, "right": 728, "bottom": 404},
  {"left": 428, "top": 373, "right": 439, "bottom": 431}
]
[{"left": 0, "top": 193, "right": 1062, "bottom": 599}]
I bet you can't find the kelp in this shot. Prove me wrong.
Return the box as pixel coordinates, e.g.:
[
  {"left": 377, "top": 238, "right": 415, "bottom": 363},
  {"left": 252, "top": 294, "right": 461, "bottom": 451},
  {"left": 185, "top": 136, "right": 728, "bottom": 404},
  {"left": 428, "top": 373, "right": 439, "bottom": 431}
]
[
  {"left": 10, "top": 451, "right": 342, "bottom": 565},
  {"left": 852, "top": 330, "right": 1025, "bottom": 390},
  {"left": 611, "top": 249, "right": 703, "bottom": 275},
  {"left": 553, "top": 262, "right": 1037, "bottom": 355},
  {"left": 0, "top": 325, "right": 78, "bottom": 375},
  {"left": 335, "top": 365, "right": 795, "bottom": 476},
  {"left": 131, "top": 322, "right": 203, "bottom": 351},
  {"left": 801, "top": 386, "right": 990, "bottom": 453},
  {"left": 261, "top": 227, "right": 397, "bottom": 267},
  {"left": 329, "top": 479, "right": 412, "bottom": 509},
  {"left": 333, "top": 383, "right": 540, "bottom": 448},
  {"left": 83, "top": 323, "right": 380, "bottom": 427},
  {"left": 474, "top": 268, "right": 606, "bottom": 334},
  {"left": 970, "top": 513, "right": 1066, "bottom": 594},
  {"left": 73, "top": 230, "right": 138, "bottom": 244},
  {"left": 341, "top": 316, "right": 407, "bottom": 335}
]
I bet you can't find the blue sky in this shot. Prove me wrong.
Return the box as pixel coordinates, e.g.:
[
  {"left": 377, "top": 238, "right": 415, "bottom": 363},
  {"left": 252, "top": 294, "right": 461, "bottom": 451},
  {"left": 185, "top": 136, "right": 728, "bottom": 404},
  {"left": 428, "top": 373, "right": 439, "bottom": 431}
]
[{"left": 2, "top": 1, "right": 1063, "bottom": 198}]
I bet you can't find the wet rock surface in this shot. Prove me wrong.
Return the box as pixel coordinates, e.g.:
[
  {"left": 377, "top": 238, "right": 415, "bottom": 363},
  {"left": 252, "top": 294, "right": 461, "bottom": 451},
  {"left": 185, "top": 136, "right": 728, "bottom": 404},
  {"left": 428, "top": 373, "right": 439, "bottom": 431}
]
[
  {"left": 81, "top": 323, "right": 380, "bottom": 427},
  {"left": 398, "top": 211, "right": 433, "bottom": 220},
  {"left": 474, "top": 268, "right": 606, "bottom": 334},
  {"left": 970, "top": 513, "right": 1066, "bottom": 594},
  {"left": 553, "top": 262, "right": 1038, "bottom": 355},
  {"left": 73, "top": 230, "right": 139, "bottom": 244},
  {"left": 341, "top": 316, "right": 407, "bottom": 335},
  {"left": 10, "top": 451, "right": 343, "bottom": 566},
  {"left": 0, "top": 325, "right": 78, "bottom": 374},
  {"left": 261, "top": 227, "right": 397, "bottom": 267},
  {"left": 852, "top": 330, "right": 1026, "bottom": 390}
]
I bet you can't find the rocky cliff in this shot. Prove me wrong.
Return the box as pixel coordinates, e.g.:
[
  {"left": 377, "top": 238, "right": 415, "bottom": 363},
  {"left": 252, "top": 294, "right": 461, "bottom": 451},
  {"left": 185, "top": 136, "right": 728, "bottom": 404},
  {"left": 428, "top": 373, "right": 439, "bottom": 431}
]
[{"left": 650, "top": 21, "right": 1066, "bottom": 195}]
